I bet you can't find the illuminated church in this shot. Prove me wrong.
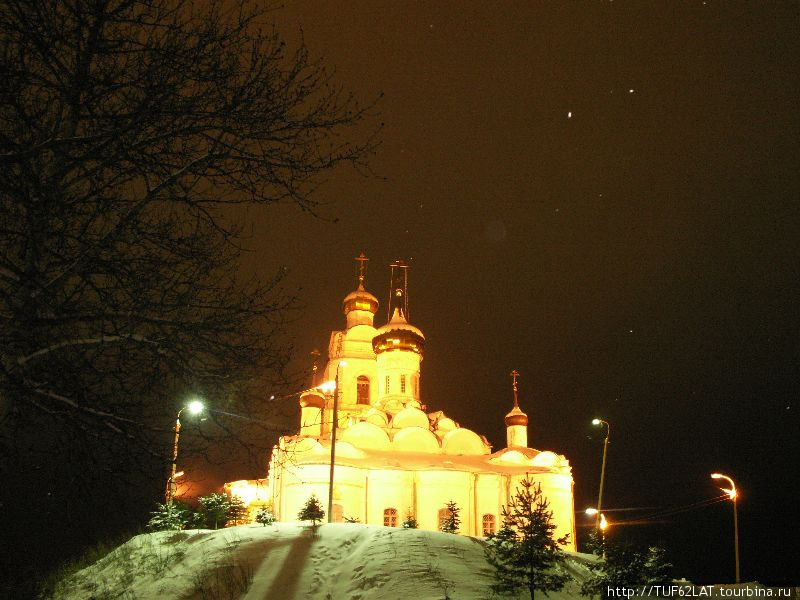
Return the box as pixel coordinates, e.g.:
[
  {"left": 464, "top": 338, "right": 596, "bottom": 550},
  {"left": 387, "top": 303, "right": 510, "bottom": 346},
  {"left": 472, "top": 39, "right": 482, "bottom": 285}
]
[{"left": 226, "top": 256, "right": 576, "bottom": 547}]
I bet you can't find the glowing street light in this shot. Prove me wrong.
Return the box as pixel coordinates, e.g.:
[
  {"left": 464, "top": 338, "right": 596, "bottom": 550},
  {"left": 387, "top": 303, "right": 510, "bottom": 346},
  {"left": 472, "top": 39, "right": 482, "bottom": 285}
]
[
  {"left": 711, "top": 472, "right": 740, "bottom": 583},
  {"left": 327, "top": 361, "right": 346, "bottom": 523},
  {"left": 165, "top": 398, "right": 205, "bottom": 505},
  {"left": 592, "top": 418, "right": 611, "bottom": 531},
  {"left": 599, "top": 513, "right": 609, "bottom": 532}
]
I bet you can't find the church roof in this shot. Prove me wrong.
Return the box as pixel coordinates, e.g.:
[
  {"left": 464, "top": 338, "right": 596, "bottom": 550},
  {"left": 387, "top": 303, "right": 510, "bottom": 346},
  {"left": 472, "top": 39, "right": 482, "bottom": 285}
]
[{"left": 342, "top": 283, "right": 379, "bottom": 315}]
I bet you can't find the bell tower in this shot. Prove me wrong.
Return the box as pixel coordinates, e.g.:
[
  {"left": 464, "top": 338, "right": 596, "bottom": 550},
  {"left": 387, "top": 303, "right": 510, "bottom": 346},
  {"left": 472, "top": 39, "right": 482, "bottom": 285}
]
[{"left": 372, "top": 260, "right": 424, "bottom": 413}]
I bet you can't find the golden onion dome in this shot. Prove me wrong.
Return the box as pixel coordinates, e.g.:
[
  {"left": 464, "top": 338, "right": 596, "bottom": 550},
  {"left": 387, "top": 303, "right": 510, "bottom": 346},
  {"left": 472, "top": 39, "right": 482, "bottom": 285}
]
[
  {"left": 372, "top": 308, "right": 425, "bottom": 355},
  {"left": 504, "top": 405, "right": 528, "bottom": 427},
  {"left": 342, "top": 283, "right": 379, "bottom": 316}
]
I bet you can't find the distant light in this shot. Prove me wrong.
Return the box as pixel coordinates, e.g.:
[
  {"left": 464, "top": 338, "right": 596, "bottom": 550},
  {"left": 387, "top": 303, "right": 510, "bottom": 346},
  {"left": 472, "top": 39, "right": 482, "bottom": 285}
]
[
  {"left": 567, "top": 111, "right": 572, "bottom": 118},
  {"left": 187, "top": 400, "right": 204, "bottom": 415},
  {"left": 269, "top": 395, "right": 275, "bottom": 401},
  {"left": 628, "top": 89, "right": 635, "bottom": 93},
  {"left": 592, "top": 418, "right": 601, "bottom": 426},
  {"left": 599, "top": 513, "right": 609, "bottom": 531},
  {"left": 585, "top": 507, "right": 598, "bottom": 515}
]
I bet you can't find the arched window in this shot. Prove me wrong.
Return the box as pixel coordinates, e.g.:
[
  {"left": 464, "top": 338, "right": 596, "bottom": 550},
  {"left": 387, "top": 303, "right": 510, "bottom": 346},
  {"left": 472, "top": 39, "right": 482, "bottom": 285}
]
[
  {"left": 400, "top": 374, "right": 407, "bottom": 393},
  {"left": 383, "top": 508, "right": 398, "bottom": 527},
  {"left": 356, "top": 376, "right": 370, "bottom": 405},
  {"left": 482, "top": 514, "right": 496, "bottom": 536},
  {"left": 413, "top": 374, "right": 419, "bottom": 399},
  {"left": 385, "top": 375, "right": 390, "bottom": 394},
  {"left": 332, "top": 503, "right": 344, "bottom": 523}
]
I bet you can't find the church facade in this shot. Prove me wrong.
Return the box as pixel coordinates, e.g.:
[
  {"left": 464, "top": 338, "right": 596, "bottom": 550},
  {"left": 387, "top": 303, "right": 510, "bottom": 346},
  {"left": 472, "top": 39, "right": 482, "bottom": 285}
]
[{"left": 225, "top": 257, "right": 576, "bottom": 547}]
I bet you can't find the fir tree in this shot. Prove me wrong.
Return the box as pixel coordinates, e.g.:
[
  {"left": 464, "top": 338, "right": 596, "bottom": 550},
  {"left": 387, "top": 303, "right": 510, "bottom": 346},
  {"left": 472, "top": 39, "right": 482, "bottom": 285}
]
[
  {"left": 298, "top": 494, "right": 325, "bottom": 526},
  {"left": 485, "top": 478, "right": 569, "bottom": 600},
  {"left": 580, "top": 536, "right": 672, "bottom": 599},
  {"left": 147, "top": 501, "right": 193, "bottom": 531},
  {"left": 198, "top": 493, "right": 231, "bottom": 530},
  {"left": 255, "top": 507, "right": 276, "bottom": 526},
  {"left": 402, "top": 510, "right": 419, "bottom": 529},
  {"left": 439, "top": 500, "right": 460, "bottom": 534},
  {"left": 227, "top": 495, "right": 250, "bottom": 526}
]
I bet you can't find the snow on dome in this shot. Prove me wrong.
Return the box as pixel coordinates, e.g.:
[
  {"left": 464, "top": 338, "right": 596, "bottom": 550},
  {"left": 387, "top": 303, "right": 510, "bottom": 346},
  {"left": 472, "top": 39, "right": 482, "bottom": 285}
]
[
  {"left": 435, "top": 417, "right": 457, "bottom": 432},
  {"left": 392, "top": 427, "right": 441, "bottom": 453},
  {"left": 392, "top": 406, "right": 430, "bottom": 429},
  {"left": 342, "top": 283, "right": 379, "bottom": 315},
  {"left": 363, "top": 408, "right": 389, "bottom": 427},
  {"left": 324, "top": 440, "right": 365, "bottom": 459},
  {"left": 531, "top": 451, "right": 561, "bottom": 467},
  {"left": 488, "top": 447, "right": 539, "bottom": 465},
  {"left": 442, "top": 428, "right": 488, "bottom": 455},
  {"left": 299, "top": 390, "right": 326, "bottom": 409},
  {"left": 340, "top": 422, "right": 391, "bottom": 451}
]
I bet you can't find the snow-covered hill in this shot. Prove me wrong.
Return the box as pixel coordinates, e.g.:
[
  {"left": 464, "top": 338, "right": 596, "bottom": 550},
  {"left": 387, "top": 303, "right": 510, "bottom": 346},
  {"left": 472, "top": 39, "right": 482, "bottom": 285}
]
[{"left": 53, "top": 522, "right": 597, "bottom": 599}]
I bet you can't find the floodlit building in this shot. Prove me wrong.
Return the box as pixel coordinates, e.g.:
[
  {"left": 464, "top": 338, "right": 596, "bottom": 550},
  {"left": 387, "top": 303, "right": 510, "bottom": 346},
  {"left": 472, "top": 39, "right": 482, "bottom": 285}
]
[{"left": 225, "top": 256, "right": 576, "bottom": 546}]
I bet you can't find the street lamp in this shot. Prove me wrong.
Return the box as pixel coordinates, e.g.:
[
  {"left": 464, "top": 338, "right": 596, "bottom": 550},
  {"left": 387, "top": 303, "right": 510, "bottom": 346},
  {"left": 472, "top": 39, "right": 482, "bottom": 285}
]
[
  {"left": 592, "top": 418, "right": 611, "bottom": 531},
  {"left": 711, "top": 472, "right": 740, "bottom": 583},
  {"left": 165, "top": 399, "right": 204, "bottom": 505},
  {"left": 327, "top": 361, "right": 346, "bottom": 523}
]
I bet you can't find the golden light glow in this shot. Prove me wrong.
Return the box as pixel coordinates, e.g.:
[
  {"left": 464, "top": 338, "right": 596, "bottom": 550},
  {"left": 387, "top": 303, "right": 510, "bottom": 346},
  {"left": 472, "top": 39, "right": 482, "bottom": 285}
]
[
  {"left": 187, "top": 399, "right": 204, "bottom": 415},
  {"left": 585, "top": 507, "right": 598, "bottom": 515},
  {"left": 173, "top": 470, "right": 184, "bottom": 479},
  {"left": 599, "top": 513, "right": 608, "bottom": 531},
  {"left": 711, "top": 473, "right": 737, "bottom": 500},
  {"left": 318, "top": 380, "right": 336, "bottom": 393}
]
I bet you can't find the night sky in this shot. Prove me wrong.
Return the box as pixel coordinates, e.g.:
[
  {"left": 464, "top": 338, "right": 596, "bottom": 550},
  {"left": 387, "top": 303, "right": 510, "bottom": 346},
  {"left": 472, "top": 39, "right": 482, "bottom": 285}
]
[{"left": 219, "top": 2, "right": 799, "bottom": 584}]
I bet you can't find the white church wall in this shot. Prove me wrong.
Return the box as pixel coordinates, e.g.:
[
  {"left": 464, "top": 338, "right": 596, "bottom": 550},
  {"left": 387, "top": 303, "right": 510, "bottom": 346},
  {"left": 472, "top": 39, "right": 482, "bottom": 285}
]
[
  {"left": 365, "top": 469, "right": 415, "bottom": 526},
  {"left": 416, "top": 470, "right": 473, "bottom": 533}
]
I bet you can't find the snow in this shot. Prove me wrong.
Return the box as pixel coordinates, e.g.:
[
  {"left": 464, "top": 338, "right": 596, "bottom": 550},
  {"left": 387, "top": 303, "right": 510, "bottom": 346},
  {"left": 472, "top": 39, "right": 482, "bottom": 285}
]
[
  {"left": 54, "top": 523, "right": 778, "bottom": 599},
  {"left": 55, "top": 522, "right": 595, "bottom": 599}
]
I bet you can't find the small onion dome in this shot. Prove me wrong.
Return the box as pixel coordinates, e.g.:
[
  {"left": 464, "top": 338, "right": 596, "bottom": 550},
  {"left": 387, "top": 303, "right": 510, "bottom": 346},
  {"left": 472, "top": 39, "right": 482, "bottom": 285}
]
[
  {"left": 505, "top": 405, "right": 528, "bottom": 427},
  {"left": 372, "top": 308, "right": 425, "bottom": 355},
  {"left": 299, "top": 390, "right": 325, "bottom": 409},
  {"left": 342, "top": 283, "right": 379, "bottom": 316}
]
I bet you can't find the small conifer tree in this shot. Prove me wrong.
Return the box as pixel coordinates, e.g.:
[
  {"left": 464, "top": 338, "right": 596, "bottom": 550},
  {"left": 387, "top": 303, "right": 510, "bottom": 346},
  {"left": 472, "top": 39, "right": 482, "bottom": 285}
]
[
  {"left": 227, "top": 495, "right": 250, "bottom": 526},
  {"left": 580, "top": 536, "right": 672, "bottom": 599},
  {"left": 147, "top": 501, "right": 193, "bottom": 531},
  {"left": 485, "top": 477, "right": 569, "bottom": 600},
  {"left": 198, "top": 493, "right": 231, "bottom": 529},
  {"left": 298, "top": 494, "right": 325, "bottom": 526},
  {"left": 402, "top": 510, "right": 418, "bottom": 529},
  {"left": 439, "top": 500, "right": 460, "bottom": 534},
  {"left": 255, "top": 507, "right": 276, "bottom": 526}
]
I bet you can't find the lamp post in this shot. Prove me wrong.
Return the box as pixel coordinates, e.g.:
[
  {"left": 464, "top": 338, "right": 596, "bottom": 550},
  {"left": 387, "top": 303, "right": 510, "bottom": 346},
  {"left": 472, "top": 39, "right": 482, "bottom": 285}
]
[
  {"left": 592, "top": 418, "right": 611, "bottom": 531},
  {"left": 327, "top": 361, "right": 346, "bottom": 523},
  {"left": 711, "top": 472, "right": 740, "bottom": 583},
  {"left": 165, "top": 399, "right": 204, "bottom": 506}
]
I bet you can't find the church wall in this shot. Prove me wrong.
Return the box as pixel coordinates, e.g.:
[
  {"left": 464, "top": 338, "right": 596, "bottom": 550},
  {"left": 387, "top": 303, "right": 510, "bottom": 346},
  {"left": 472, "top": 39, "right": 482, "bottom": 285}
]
[
  {"left": 416, "top": 470, "right": 474, "bottom": 534},
  {"left": 280, "top": 463, "right": 332, "bottom": 521},
  {"left": 475, "top": 472, "right": 504, "bottom": 536},
  {"left": 365, "top": 468, "right": 415, "bottom": 525}
]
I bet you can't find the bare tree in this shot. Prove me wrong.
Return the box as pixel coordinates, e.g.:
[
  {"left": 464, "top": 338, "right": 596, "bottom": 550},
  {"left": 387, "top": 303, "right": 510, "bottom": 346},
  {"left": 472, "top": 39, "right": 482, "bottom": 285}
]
[{"left": 0, "top": 0, "right": 376, "bottom": 590}]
